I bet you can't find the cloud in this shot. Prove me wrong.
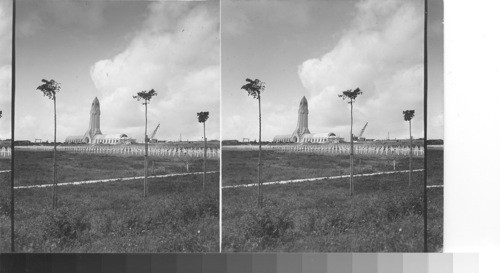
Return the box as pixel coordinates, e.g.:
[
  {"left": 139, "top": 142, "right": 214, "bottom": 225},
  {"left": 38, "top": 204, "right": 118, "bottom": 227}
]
[
  {"left": 90, "top": 1, "right": 220, "bottom": 141},
  {"left": 17, "top": 12, "right": 43, "bottom": 37},
  {"left": 297, "top": 0, "right": 424, "bottom": 140},
  {"left": 222, "top": 0, "right": 312, "bottom": 37},
  {"left": 0, "top": 0, "right": 11, "bottom": 139}
]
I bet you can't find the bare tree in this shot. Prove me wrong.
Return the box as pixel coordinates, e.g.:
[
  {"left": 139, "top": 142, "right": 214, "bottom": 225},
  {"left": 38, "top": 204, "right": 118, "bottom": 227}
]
[
  {"left": 36, "top": 79, "right": 61, "bottom": 208},
  {"left": 133, "top": 89, "right": 157, "bottom": 197},
  {"left": 403, "top": 110, "right": 415, "bottom": 186},
  {"left": 338, "top": 87, "right": 363, "bottom": 196},
  {"left": 197, "top": 111, "right": 209, "bottom": 191},
  {"left": 241, "top": 78, "right": 266, "bottom": 208}
]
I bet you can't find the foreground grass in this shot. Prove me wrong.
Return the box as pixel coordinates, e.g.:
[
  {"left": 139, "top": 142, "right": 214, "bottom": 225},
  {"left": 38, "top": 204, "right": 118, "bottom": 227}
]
[
  {"left": 1, "top": 175, "right": 218, "bottom": 253},
  {"left": 0, "top": 152, "right": 219, "bottom": 252},
  {"left": 222, "top": 150, "right": 424, "bottom": 252},
  {"left": 222, "top": 150, "right": 424, "bottom": 186},
  {"left": 223, "top": 173, "right": 424, "bottom": 252},
  {"left": 427, "top": 148, "right": 443, "bottom": 252}
]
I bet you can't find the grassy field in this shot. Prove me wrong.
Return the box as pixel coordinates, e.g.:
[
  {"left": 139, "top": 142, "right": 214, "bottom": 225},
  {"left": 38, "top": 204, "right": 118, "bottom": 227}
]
[
  {"left": 222, "top": 150, "right": 424, "bottom": 186},
  {"left": 0, "top": 151, "right": 219, "bottom": 252},
  {"left": 427, "top": 148, "right": 443, "bottom": 252},
  {"left": 222, "top": 150, "right": 425, "bottom": 252},
  {"left": 12, "top": 150, "right": 219, "bottom": 186}
]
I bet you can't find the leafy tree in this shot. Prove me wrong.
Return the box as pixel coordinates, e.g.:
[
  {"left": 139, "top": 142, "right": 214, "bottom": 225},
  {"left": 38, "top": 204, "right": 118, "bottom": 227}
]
[
  {"left": 36, "top": 79, "right": 61, "bottom": 208},
  {"left": 133, "top": 89, "right": 158, "bottom": 197},
  {"left": 197, "top": 111, "right": 209, "bottom": 191},
  {"left": 241, "top": 78, "right": 266, "bottom": 207},
  {"left": 403, "top": 110, "right": 415, "bottom": 186},
  {"left": 338, "top": 87, "right": 363, "bottom": 196}
]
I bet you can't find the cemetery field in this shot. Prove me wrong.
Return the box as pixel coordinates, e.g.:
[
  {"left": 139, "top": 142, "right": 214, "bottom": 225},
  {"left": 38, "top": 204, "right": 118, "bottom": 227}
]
[
  {"left": 0, "top": 158, "right": 9, "bottom": 174},
  {"left": 222, "top": 150, "right": 425, "bottom": 252},
  {"left": 13, "top": 150, "right": 219, "bottom": 186},
  {"left": 222, "top": 149, "right": 424, "bottom": 186},
  {"left": 0, "top": 150, "right": 219, "bottom": 252},
  {"left": 427, "top": 148, "right": 444, "bottom": 252}
]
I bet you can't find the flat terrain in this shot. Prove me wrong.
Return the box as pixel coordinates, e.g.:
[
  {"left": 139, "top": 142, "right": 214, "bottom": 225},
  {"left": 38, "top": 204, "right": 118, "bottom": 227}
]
[
  {"left": 222, "top": 150, "right": 424, "bottom": 186},
  {"left": 0, "top": 151, "right": 219, "bottom": 252},
  {"left": 222, "top": 150, "right": 425, "bottom": 252},
  {"left": 13, "top": 150, "right": 219, "bottom": 186},
  {"left": 427, "top": 148, "right": 444, "bottom": 252}
]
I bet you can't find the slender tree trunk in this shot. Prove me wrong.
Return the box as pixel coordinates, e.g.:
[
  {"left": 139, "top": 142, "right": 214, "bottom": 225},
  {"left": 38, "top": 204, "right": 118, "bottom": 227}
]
[
  {"left": 203, "top": 121, "right": 206, "bottom": 191},
  {"left": 349, "top": 99, "right": 354, "bottom": 196},
  {"left": 144, "top": 102, "right": 148, "bottom": 198},
  {"left": 53, "top": 96, "right": 57, "bottom": 209},
  {"left": 258, "top": 95, "right": 262, "bottom": 208},
  {"left": 409, "top": 119, "right": 413, "bottom": 186}
]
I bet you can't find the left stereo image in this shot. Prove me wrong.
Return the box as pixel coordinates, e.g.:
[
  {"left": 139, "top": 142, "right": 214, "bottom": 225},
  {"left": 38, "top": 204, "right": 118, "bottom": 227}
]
[
  {"left": 0, "top": 0, "right": 12, "bottom": 254},
  {"left": 1, "top": 0, "right": 220, "bottom": 252}
]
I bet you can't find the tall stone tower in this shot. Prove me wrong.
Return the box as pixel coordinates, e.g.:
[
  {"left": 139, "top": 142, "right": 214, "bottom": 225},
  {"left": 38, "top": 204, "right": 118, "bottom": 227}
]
[
  {"left": 83, "top": 97, "right": 102, "bottom": 142},
  {"left": 292, "top": 96, "right": 310, "bottom": 141}
]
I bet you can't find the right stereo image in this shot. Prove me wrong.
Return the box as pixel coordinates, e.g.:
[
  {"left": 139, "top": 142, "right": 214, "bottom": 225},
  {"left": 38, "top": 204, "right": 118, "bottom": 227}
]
[{"left": 221, "top": 0, "right": 443, "bottom": 252}]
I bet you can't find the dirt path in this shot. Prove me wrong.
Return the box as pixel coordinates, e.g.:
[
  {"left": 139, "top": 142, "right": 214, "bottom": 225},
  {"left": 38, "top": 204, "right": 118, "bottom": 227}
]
[{"left": 14, "top": 171, "right": 219, "bottom": 189}]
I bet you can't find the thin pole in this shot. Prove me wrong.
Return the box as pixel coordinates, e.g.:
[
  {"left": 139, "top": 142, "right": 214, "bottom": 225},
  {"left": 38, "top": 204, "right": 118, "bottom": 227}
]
[
  {"left": 409, "top": 119, "right": 413, "bottom": 186},
  {"left": 258, "top": 94, "right": 262, "bottom": 207},
  {"left": 203, "top": 121, "right": 206, "bottom": 191},
  {"left": 144, "top": 102, "right": 148, "bottom": 197},
  {"left": 349, "top": 99, "right": 353, "bottom": 196},
  {"left": 53, "top": 95, "right": 57, "bottom": 209},
  {"left": 10, "top": 0, "right": 16, "bottom": 252}
]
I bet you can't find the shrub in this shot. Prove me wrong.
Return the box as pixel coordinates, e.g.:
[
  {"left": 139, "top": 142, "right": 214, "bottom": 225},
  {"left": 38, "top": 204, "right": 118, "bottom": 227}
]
[
  {"left": 241, "top": 205, "right": 295, "bottom": 249},
  {"left": 170, "top": 193, "right": 218, "bottom": 224},
  {"left": 89, "top": 212, "right": 113, "bottom": 236},
  {"left": 41, "top": 207, "right": 90, "bottom": 247}
]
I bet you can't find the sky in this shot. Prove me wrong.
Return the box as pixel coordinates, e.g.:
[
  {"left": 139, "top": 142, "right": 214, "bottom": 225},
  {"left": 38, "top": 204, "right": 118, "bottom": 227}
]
[
  {"left": 0, "top": 0, "right": 12, "bottom": 140},
  {"left": 222, "top": 0, "right": 443, "bottom": 141},
  {"left": 15, "top": 0, "right": 220, "bottom": 142},
  {"left": 2, "top": 0, "right": 444, "bottom": 142}
]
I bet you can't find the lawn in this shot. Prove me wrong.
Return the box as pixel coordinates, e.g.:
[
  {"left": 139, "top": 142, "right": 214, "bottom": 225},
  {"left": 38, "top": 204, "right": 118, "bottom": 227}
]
[
  {"left": 13, "top": 150, "right": 219, "bottom": 186},
  {"left": 222, "top": 149, "right": 424, "bottom": 186},
  {"left": 222, "top": 150, "right": 425, "bottom": 252},
  {"left": 0, "top": 151, "right": 219, "bottom": 253}
]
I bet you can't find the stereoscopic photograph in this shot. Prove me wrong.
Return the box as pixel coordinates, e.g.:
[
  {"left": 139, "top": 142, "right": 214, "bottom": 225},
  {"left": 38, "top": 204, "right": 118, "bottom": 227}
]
[
  {"left": 221, "top": 0, "right": 430, "bottom": 252},
  {"left": 6, "top": 0, "right": 220, "bottom": 252},
  {"left": 1, "top": 0, "right": 445, "bottom": 257}
]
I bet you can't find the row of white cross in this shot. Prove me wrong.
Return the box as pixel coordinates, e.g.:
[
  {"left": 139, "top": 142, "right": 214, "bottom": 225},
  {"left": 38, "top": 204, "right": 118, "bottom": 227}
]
[
  {"left": 225, "top": 144, "right": 425, "bottom": 157},
  {"left": 15, "top": 145, "right": 221, "bottom": 159},
  {"left": 0, "top": 147, "right": 11, "bottom": 158}
]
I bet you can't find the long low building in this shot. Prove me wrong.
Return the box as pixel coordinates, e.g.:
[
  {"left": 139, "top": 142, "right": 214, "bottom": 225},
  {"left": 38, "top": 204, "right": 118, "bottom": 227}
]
[
  {"left": 66, "top": 133, "right": 134, "bottom": 144},
  {"left": 273, "top": 97, "right": 342, "bottom": 144},
  {"left": 65, "top": 97, "right": 136, "bottom": 145}
]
